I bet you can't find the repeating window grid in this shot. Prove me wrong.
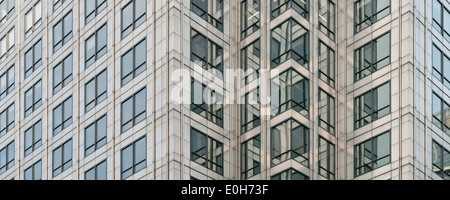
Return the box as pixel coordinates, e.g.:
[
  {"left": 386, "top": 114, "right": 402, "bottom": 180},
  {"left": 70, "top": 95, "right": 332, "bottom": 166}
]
[
  {"left": 318, "top": 41, "right": 335, "bottom": 88},
  {"left": 84, "top": 115, "right": 107, "bottom": 157},
  {"left": 0, "top": 103, "right": 14, "bottom": 138},
  {"left": 318, "top": 137, "right": 335, "bottom": 180},
  {"left": 354, "top": 132, "right": 391, "bottom": 177},
  {"left": 190, "top": 78, "right": 224, "bottom": 127},
  {"left": 241, "top": 0, "right": 260, "bottom": 39},
  {"left": 432, "top": 44, "right": 450, "bottom": 90},
  {"left": 354, "top": 32, "right": 391, "bottom": 82},
  {"left": 85, "top": 160, "right": 107, "bottom": 180},
  {"left": 24, "top": 160, "right": 42, "bottom": 180},
  {"left": 85, "top": 69, "right": 107, "bottom": 112},
  {"left": 52, "top": 96, "right": 73, "bottom": 136},
  {"left": 191, "top": 0, "right": 224, "bottom": 32},
  {"left": 53, "top": 54, "right": 73, "bottom": 95},
  {"left": 120, "top": 88, "right": 146, "bottom": 133},
  {"left": 85, "top": 0, "right": 107, "bottom": 25},
  {"left": 241, "top": 135, "right": 261, "bottom": 179},
  {"left": 121, "top": 0, "right": 146, "bottom": 39},
  {"left": 432, "top": 141, "right": 450, "bottom": 180},
  {"left": 24, "top": 39, "right": 42, "bottom": 79},
  {"left": 0, "top": 141, "right": 14, "bottom": 175},
  {"left": 53, "top": 11, "right": 73, "bottom": 52},
  {"left": 190, "top": 128, "right": 224, "bottom": 175},
  {"left": 24, "top": 80, "right": 42, "bottom": 117},
  {"left": 25, "top": 1, "right": 42, "bottom": 38},
  {"left": 354, "top": 82, "right": 391, "bottom": 130},
  {"left": 52, "top": 139, "right": 72, "bottom": 177},
  {"left": 121, "top": 38, "right": 146, "bottom": 86},
  {"left": 24, "top": 120, "right": 42, "bottom": 157},
  {"left": 318, "top": 0, "right": 335, "bottom": 40},
  {"left": 270, "top": 0, "right": 309, "bottom": 20},
  {"left": 121, "top": 136, "right": 146, "bottom": 180},
  {"left": 0, "top": 65, "right": 14, "bottom": 101},
  {"left": 0, "top": 0, "right": 15, "bottom": 25},
  {"left": 85, "top": 24, "right": 107, "bottom": 68},
  {"left": 354, "top": 0, "right": 391, "bottom": 33},
  {"left": 0, "top": 27, "right": 14, "bottom": 61}
]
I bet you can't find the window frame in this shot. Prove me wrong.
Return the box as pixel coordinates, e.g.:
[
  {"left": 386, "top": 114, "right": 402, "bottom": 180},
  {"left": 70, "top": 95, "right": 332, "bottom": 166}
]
[
  {"left": 84, "top": 115, "right": 107, "bottom": 157},
  {"left": 85, "top": 23, "right": 107, "bottom": 68},
  {"left": 24, "top": 39, "right": 42, "bottom": 79},
  {"left": 85, "top": 160, "right": 107, "bottom": 180},
  {"left": 25, "top": 1, "right": 42, "bottom": 38},
  {"left": 241, "top": 135, "right": 261, "bottom": 179},
  {"left": 120, "top": 136, "right": 146, "bottom": 180},
  {"left": 354, "top": 131, "right": 391, "bottom": 177},
  {"left": 0, "top": 103, "right": 14, "bottom": 138},
  {"left": 24, "top": 80, "right": 42, "bottom": 117},
  {"left": 85, "top": 0, "right": 107, "bottom": 25},
  {"left": 121, "top": 0, "right": 147, "bottom": 39},
  {"left": 24, "top": 160, "right": 42, "bottom": 180},
  {"left": 24, "top": 120, "right": 42, "bottom": 157},
  {"left": 354, "top": 0, "right": 391, "bottom": 33},
  {"left": 354, "top": 32, "right": 391, "bottom": 82},
  {"left": 52, "top": 96, "right": 73, "bottom": 136},
  {"left": 120, "top": 88, "right": 147, "bottom": 133},
  {"left": 190, "top": 127, "right": 224, "bottom": 175},
  {"left": 52, "top": 139, "right": 72, "bottom": 177},
  {"left": 354, "top": 82, "right": 391, "bottom": 130},
  {"left": 0, "top": 65, "right": 14, "bottom": 101},
  {"left": 85, "top": 69, "right": 107, "bottom": 112},
  {"left": 121, "top": 38, "right": 147, "bottom": 86},
  {"left": 53, "top": 53, "right": 73, "bottom": 94},
  {"left": 53, "top": 10, "right": 73, "bottom": 52},
  {"left": 0, "top": 141, "right": 14, "bottom": 175}
]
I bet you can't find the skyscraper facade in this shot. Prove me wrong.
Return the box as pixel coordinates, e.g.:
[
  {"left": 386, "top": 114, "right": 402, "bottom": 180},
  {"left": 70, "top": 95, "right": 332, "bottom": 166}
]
[{"left": 0, "top": 0, "right": 449, "bottom": 180}]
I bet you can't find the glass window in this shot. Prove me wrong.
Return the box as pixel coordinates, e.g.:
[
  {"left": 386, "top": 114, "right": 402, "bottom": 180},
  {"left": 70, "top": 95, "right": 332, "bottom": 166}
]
[
  {"left": 24, "top": 160, "right": 42, "bottom": 180},
  {"left": 191, "top": 0, "right": 223, "bottom": 31},
  {"left": 271, "top": 168, "right": 309, "bottom": 180},
  {"left": 85, "top": 115, "right": 107, "bottom": 157},
  {"left": 191, "top": 79, "right": 224, "bottom": 127},
  {"left": 85, "top": 160, "right": 107, "bottom": 180},
  {"left": 271, "top": 68, "right": 309, "bottom": 117},
  {"left": 121, "top": 0, "right": 146, "bottom": 38},
  {"left": 271, "top": 119, "right": 309, "bottom": 167},
  {"left": 85, "top": 70, "right": 107, "bottom": 112},
  {"left": 355, "top": 0, "right": 391, "bottom": 33},
  {"left": 24, "top": 120, "right": 42, "bottom": 157},
  {"left": 241, "top": 0, "right": 260, "bottom": 39},
  {"left": 241, "top": 39, "right": 260, "bottom": 84},
  {"left": 53, "top": 97, "right": 73, "bottom": 136},
  {"left": 0, "top": 141, "right": 14, "bottom": 174},
  {"left": 190, "top": 128, "right": 223, "bottom": 175},
  {"left": 121, "top": 88, "right": 147, "bottom": 133},
  {"left": 354, "top": 132, "right": 391, "bottom": 177},
  {"left": 0, "top": 0, "right": 13, "bottom": 24},
  {"left": 354, "top": 82, "right": 391, "bottom": 129},
  {"left": 271, "top": 0, "right": 309, "bottom": 20},
  {"left": 121, "top": 137, "right": 146, "bottom": 179},
  {"left": 432, "top": 141, "right": 450, "bottom": 180},
  {"left": 24, "top": 80, "right": 42, "bottom": 117},
  {"left": 319, "top": 137, "right": 335, "bottom": 180},
  {"left": 432, "top": 44, "right": 450, "bottom": 89},
  {"left": 53, "top": 139, "right": 72, "bottom": 177},
  {"left": 85, "top": 0, "right": 107, "bottom": 24},
  {"left": 24, "top": 39, "right": 42, "bottom": 79},
  {"left": 355, "top": 32, "right": 390, "bottom": 81},
  {"left": 271, "top": 18, "right": 309, "bottom": 69},
  {"left": 0, "top": 28, "right": 14, "bottom": 60},
  {"left": 191, "top": 29, "right": 224, "bottom": 73},
  {"left": 85, "top": 24, "right": 107, "bottom": 68},
  {"left": 241, "top": 88, "right": 260, "bottom": 133},
  {"left": 318, "top": 89, "right": 335, "bottom": 134},
  {"left": 432, "top": 93, "right": 450, "bottom": 137},
  {"left": 121, "top": 39, "right": 147, "bottom": 86},
  {"left": 0, "top": 65, "right": 14, "bottom": 101},
  {"left": 318, "top": 41, "right": 335, "bottom": 87},
  {"left": 0, "top": 103, "right": 14, "bottom": 138},
  {"left": 53, "top": 54, "right": 73, "bottom": 94},
  {"left": 241, "top": 135, "right": 261, "bottom": 179},
  {"left": 319, "top": 0, "right": 335, "bottom": 39}
]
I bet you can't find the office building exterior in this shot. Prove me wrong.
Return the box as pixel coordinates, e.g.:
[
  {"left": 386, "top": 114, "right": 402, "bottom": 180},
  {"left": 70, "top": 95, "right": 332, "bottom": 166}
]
[{"left": 0, "top": 0, "right": 449, "bottom": 180}]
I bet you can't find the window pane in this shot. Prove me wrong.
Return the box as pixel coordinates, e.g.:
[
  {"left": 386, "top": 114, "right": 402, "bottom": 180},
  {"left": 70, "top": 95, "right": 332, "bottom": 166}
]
[
  {"left": 53, "top": 21, "right": 62, "bottom": 49},
  {"left": 25, "top": 128, "right": 33, "bottom": 155},
  {"left": 135, "top": 0, "right": 146, "bottom": 20},
  {"left": 53, "top": 63, "right": 62, "bottom": 91},
  {"left": 135, "top": 40, "right": 146, "bottom": 74},
  {"left": 134, "top": 137, "right": 146, "bottom": 171},
  {"left": 121, "top": 145, "right": 133, "bottom": 176},
  {"left": 97, "top": 70, "right": 107, "bottom": 101},
  {"left": 53, "top": 105, "right": 62, "bottom": 133},
  {"left": 34, "top": 121, "right": 42, "bottom": 147},
  {"left": 122, "top": 3, "right": 133, "bottom": 33},
  {"left": 85, "top": 123, "right": 95, "bottom": 155},
  {"left": 25, "top": 167, "right": 33, "bottom": 180},
  {"left": 26, "top": 11, "right": 32, "bottom": 32},
  {"left": 121, "top": 50, "right": 133, "bottom": 84},
  {"left": 97, "top": 25, "right": 107, "bottom": 57},
  {"left": 35, "top": 1, "right": 42, "bottom": 24},
  {"left": 373, "top": 132, "right": 390, "bottom": 168},
  {"left": 63, "top": 140, "right": 72, "bottom": 170},
  {"left": 53, "top": 147, "right": 61, "bottom": 172},
  {"left": 97, "top": 161, "right": 107, "bottom": 180},
  {"left": 97, "top": 116, "right": 107, "bottom": 147},
  {"left": 34, "top": 40, "right": 42, "bottom": 65},
  {"left": 64, "top": 97, "right": 73, "bottom": 126},
  {"left": 85, "top": 168, "right": 95, "bottom": 180},
  {"left": 191, "top": 129, "right": 207, "bottom": 167},
  {"left": 63, "top": 12, "right": 73, "bottom": 40},
  {"left": 85, "top": 79, "right": 95, "bottom": 110},
  {"left": 35, "top": 81, "right": 42, "bottom": 107},
  {"left": 134, "top": 89, "right": 146, "bottom": 123},
  {"left": 34, "top": 160, "right": 42, "bottom": 180},
  {"left": 121, "top": 98, "right": 133, "bottom": 132}
]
